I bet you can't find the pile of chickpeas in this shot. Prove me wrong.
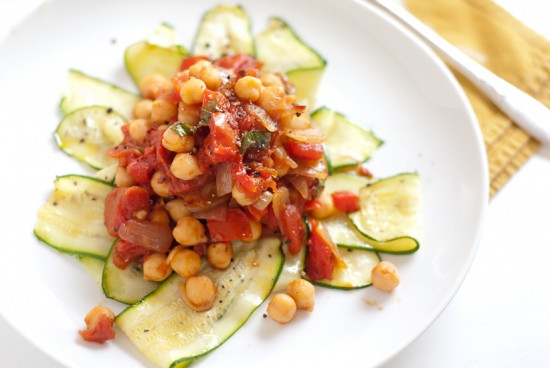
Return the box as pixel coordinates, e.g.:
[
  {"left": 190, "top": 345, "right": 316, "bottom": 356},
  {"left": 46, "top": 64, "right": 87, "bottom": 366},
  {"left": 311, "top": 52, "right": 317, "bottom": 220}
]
[
  {"left": 113, "top": 58, "right": 401, "bottom": 316},
  {"left": 112, "top": 58, "right": 310, "bottom": 313}
]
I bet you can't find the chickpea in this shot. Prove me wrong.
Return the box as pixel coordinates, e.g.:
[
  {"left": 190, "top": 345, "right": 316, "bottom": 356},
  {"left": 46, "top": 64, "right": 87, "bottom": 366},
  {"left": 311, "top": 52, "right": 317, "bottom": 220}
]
[
  {"left": 168, "top": 246, "right": 201, "bottom": 278},
  {"left": 133, "top": 99, "right": 154, "bottom": 119},
  {"left": 260, "top": 73, "right": 284, "bottom": 88},
  {"left": 207, "top": 242, "right": 232, "bottom": 269},
  {"left": 188, "top": 60, "right": 212, "bottom": 77},
  {"left": 189, "top": 61, "right": 221, "bottom": 90},
  {"left": 162, "top": 125, "right": 195, "bottom": 153},
  {"left": 140, "top": 74, "right": 172, "bottom": 100},
  {"left": 150, "top": 170, "right": 171, "bottom": 198},
  {"left": 199, "top": 67, "right": 222, "bottom": 90},
  {"left": 267, "top": 294, "right": 297, "bottom": 324},
  {"left": 257, "top": 86, "right": 287, "bottom": 116},
  {"left": 311, "top": 195, "right": 335, "bottom": 219},
  {"left": 173, "top": 216, "right": 207, "bottom": 246},
  {"left": 170, "top": 153, "right": 203, "bottom": 180},
  {"left": 180, "top": 77, "right": 206, "bottom": 105},
  {"left": 127, "top": 119, "right": 150, "bottom": 142},
  {"left": 165, "top": 199, "right": 191, "bottom": 222},
  {"left": 234, "top": 76, "right": 262, "bottom": 101},
  {"left": 371, "top": 261, "right": 400, "bottom": 292},
  {"left": 151, "top": 99, "right": 178, "bottom": 125},
  {"left": 143, "top": 253, "right": 173, "bottom": 281},
  {"left": 114, "top": 166, "right": 136, "bottom": 187},
  {"left": 178, "top": 276, "right": 218, "bottom": 312},
  {"left": 231, "top": 182, "right": 257, "bottom": 206},
  {"left": 242, "top": 220, "right": 262, "bottom": 243},
  {"left": 178, "top": 102, "right": 201, "bottom": 125},
  {"left": 281, "top": 113, "right": 311, "bottom": 131},
  {"left": 286, "top": 279, "right": 315, "bottom": 311},
  {"left": 149, "top": 207, "right": 170, "bottom": 226}
]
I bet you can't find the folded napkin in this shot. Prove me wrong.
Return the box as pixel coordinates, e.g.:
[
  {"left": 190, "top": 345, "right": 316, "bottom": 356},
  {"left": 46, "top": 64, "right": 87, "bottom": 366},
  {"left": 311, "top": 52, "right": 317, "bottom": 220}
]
[{"left": 405, "top": 0, "right": 550, "bottom": 196}]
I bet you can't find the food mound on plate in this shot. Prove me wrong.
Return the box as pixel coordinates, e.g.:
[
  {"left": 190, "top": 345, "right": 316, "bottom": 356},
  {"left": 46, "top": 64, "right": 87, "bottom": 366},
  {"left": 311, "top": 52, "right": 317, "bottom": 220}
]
[{"left": 105, "top": 54, "right": 328, "bottom": 290}]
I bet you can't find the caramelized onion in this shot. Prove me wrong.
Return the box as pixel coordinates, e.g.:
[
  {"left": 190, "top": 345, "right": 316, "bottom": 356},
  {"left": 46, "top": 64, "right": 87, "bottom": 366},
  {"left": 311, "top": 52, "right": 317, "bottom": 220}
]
[
  {"left": 251, "top": 191, "right": 274, "bottom": 211},
  {"left": 216, "top": 162, "right": 233, "bottom": 196},
  {"left": 118, "top": 219, "right": 173, "bottom": 253},
  {"left": 285, "top": 126, "right": 325, "bottom": 143},
  {"left": 192, "top": 202, "right": 228, "bottom": 221},
  {"left": 290, "top": 158, "right": 328, "bottom": 179},
  {"left": 244, "top": 104, "right": 278, "bottom": 132},
  {"left": 315, "top": 221, "right": 347, "bottom": 268},
  {"left": 288, "top": 175, "right": 310, "bottom": 199},
  {"left": 272, "top": 186, "right": 289, "bottom": 222}
]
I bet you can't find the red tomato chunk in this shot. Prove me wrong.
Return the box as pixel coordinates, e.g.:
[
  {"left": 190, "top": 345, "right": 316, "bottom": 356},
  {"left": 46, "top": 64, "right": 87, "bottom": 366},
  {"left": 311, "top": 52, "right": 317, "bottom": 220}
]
[
  {"left": 79, "top": 306, "right": 115, "bottom": 344},
  {"left": 331, "top": 191, "right": 360, "bottom": 212},
  {"left": 306, "top": 218, "right": 335, "bottom": 281}
]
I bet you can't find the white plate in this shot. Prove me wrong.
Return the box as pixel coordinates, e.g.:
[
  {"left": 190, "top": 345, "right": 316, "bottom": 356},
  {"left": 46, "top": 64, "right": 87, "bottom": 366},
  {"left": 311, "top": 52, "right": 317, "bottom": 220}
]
[{"left": 0, "top": 0, "right": 488, "bottom": 367}]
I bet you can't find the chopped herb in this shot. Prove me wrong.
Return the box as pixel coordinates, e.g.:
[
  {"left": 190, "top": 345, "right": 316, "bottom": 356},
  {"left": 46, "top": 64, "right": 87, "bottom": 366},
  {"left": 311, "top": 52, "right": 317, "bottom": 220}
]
[
  {"left": 106, "top": 107, "right": 113, "bottom": 114},
  {"left": 240, "top": 131, "right": 271, "bottom": 154},
  {"left": 171, "top": 122, "right": 195, "bottom": 137},
  {"left": 200, "top": 99, "right": 222, "bottom": 123}
]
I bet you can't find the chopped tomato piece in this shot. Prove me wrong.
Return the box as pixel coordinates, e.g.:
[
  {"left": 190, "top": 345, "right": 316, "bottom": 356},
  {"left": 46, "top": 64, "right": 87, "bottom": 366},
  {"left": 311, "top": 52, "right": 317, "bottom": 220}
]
[
  {"left": 207, "top": 208, "right": 253, "bottom": 242},
  {"left": 306, "top": 218, "right": 335, "bottom": 281},
  {"left": 213, "top": 54, "right": 261, "bottom": 73},
  {"left": 112, "top": 240, "right": 151, "bottom": 270},
  {"left": 356, "top": 163, "right": 374, "bottom": 178},
  {"left": 245, "top": 205, "right": 269, "bottom": 222},
  {"left": 179, "top": 55, "right": 209, "bottom": 71},
  {"left": 284, "top": 141, "right": 324, "bottom": 161},
  {"left": 280, "top": 204, "right": 306, "bottom": 255},
  {"left": 202, "top": 112, "right": 239, "bottom": 164},
  {"left": 104, "top": 187, "right": 151, "bottom": 237},
  {"left": 304, "top": 199, "right": 322, "bottom": 212},
  {"left": 331, "top": 191, "right": 360, "bottom": 212},
  {"left": 79, "top": 306, "right": 115, "bottom": 344}
]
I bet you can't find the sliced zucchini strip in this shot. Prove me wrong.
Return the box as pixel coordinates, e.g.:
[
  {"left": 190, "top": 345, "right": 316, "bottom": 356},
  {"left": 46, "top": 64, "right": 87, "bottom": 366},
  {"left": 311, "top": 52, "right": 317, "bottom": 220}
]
[
  {"left": 256, "top": 18, "right": 326, "bottom": 108},
  {"left": 59, "top": 69, "right": 140, "bottom": 120},
  {"left": 273, "top": 243, "right": 306, "bottom": 292},
  {"left": 349, "top": 173, "right": 421, "bottom": 254},
  {"left": 102, "top": 241, "right": 159, "bottom": 304},
  {"left": 78, "top": 256, "right": 105, "bottom": 288},
  {"left": 125, "top": 23, "right": 188, "bottom": 87},
  {"left": 192, "top": 5, "right": 254, "bottom": 59},
  {"left": 34, "top": 175, "right": 115, "bottom": 259},
  {"left": 256, "top": 18, "right": 325, "bottom": 74},
  {"left": 54, "top": 106, "right": 125, "bottom": 170},
  {"left": 116, "top": 238, "right": 283, "bottom": 368},
  {"left": 94, "top": 163, "right": 118, "bottom": 183},
  {"left": 313, "top": 246, "right": 380, "bottom": 289},
  {"left": 312, "top": 107, "right": 382, "bottom": 171}
]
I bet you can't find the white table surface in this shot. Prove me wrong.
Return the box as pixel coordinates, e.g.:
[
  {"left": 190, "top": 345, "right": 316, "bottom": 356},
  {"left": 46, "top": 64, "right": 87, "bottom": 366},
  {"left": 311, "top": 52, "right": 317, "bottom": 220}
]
[{"left": 1, "top": 0, "right": 549, "bottom": 367}]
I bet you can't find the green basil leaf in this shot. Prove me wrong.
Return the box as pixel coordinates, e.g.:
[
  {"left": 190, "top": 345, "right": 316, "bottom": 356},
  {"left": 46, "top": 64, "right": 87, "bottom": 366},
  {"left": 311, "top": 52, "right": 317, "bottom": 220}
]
[
  {"left": 170, "top": 122, "right": 195, "bottom": 136},
  {"left": 241, "top": 131, "right": 272, "bottom": 153}
]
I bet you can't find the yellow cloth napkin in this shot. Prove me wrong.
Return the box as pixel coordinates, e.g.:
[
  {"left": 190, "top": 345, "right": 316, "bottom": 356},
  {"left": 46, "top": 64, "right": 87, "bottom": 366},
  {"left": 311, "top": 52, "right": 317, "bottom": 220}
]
[{"left": 405, "top": 0, "right": 550, "bottom": 196}]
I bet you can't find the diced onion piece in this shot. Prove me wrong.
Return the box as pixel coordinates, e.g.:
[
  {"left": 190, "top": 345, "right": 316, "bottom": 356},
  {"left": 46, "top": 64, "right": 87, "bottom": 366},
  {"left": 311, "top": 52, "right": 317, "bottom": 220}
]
[
  {"left": 285, "top": 126, "right": 325, "bottom": 143},
  {"left": 288, "top": 175, "right": 309, "bottom": 199},
  {"left": 251, "top": 191, "right": 274, "bottom": 211},
  {"left": 118, "top": 219, "right": 173, "bottom": 253},
  {"left": 315, "top": 220, "right": 347, "bottom": 268},
  {"left": 272, "top": 186, "right": 289, "bottom": 222},
  {"left": 291, "top": 158, "right": 328, "bottom": 179},
  {"left": 192, "top": 202, "right": 228, "bottom": 221},
  {"left": 216, "top": 162, "right": 233, "bottom": 196},
  {"left": 274, "top": 146, "right": 298, "bottom": 169},
  {"left": 244, "top": 104, "right": 278, "bottom": 132}
]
